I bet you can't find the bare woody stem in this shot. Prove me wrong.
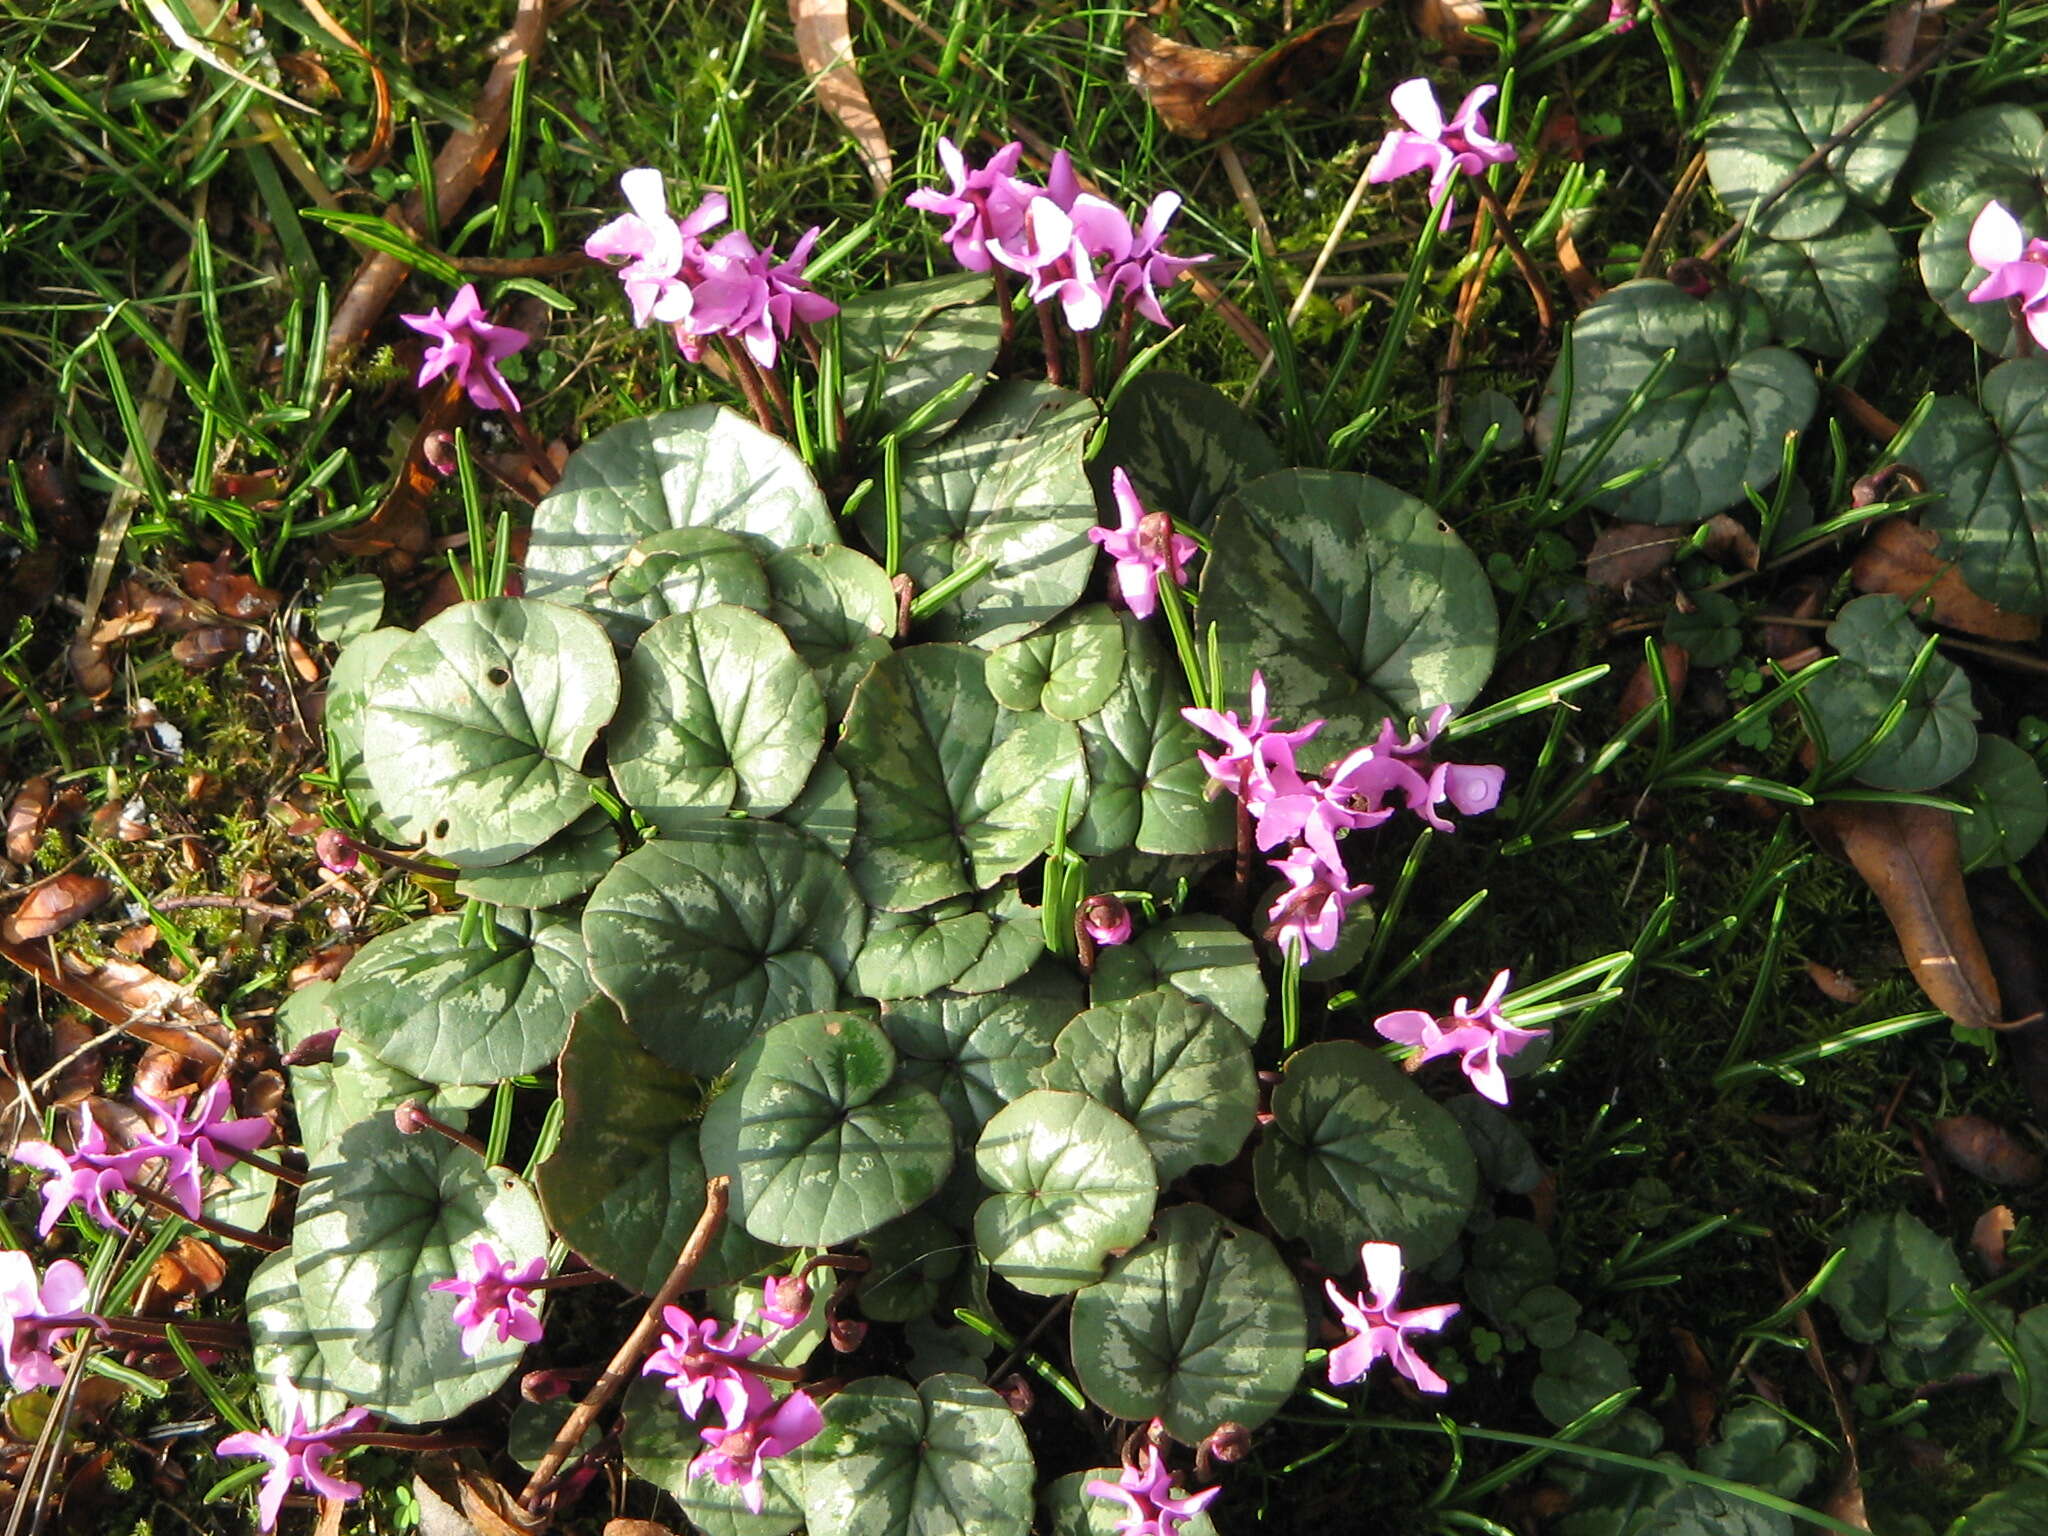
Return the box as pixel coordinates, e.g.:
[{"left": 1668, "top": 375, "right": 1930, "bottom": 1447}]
[
  {"left": 96, "top": 1316, "right": 246, "bottom": 1347},
  {"left": 219, "top": 1142, "right": 307, "bottom": 1188},
  {"left": 1469, "top": 179, "right": 1556, "bottom": 335},
  {"left": 1075, "top": 329, "right": 1097, "bottom": 398},
  {"left": 524, "top": 1269, "right": 615, "bottom": 1293},
  {"left": 518, "top": 1176, "right": 731, "bottom": 1520},
  {"left": 124, "top": 1185, "right": 282, "bottom": 1253}
]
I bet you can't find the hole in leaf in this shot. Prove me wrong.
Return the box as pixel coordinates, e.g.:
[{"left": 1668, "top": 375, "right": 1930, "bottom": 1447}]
[
  {"left": 433, "top": 819, "right": 450, "bottom": 840},
  {"left": 486, "top": 666, "right": 511, "bottom": 686}
]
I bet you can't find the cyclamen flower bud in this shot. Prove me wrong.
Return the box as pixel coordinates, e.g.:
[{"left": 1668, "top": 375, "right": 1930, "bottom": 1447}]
[
  {"left": 1080, "top": 894, "right": 1133, "bottom": 948},
  {"left": 393, "top": 1100, "right": 431, "bottom": 1136}
]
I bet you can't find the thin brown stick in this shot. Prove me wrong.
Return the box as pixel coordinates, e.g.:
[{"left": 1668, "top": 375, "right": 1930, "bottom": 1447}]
[
  {"left": 1470, "top": 179, "right": 1556, "bottom": 334},
  {"left": 1635, "top": 151, "right": 1709, "bottom": 279},
  {"left": 518, "top": 1176, "right": 731, "bottom": 1519},
  {"left": 1699, "top": 10, "right": 1993, "bottom": 264},
  {"left": 125, "top": 1185, "right": 282, "bottom": 1252},
  {"left": 1037, "top": 303, "right": 1064, "bottom": 388},
  {"left": 719, "top": 339, "right": 780, "bottom": 434},
  {"left": 1753, "top": 614, "right": 2048, "bottom": 678},
  {"left": 151, "top": 894, "right": 297, "bottom": 921}
]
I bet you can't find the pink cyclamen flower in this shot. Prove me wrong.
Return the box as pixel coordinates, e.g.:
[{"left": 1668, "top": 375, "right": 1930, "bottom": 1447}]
[
  {"left": 1373, "top": 968, "right": 1546, "bottom": 1106},
  {"left": 642, "top": 1306, "right": 771, "bottom": 1428},
  {"left": 11, "top": 1109, "right": 142, "bottom": 1236},
  {"left": 724, "top": 225, "right": 840, "bottom": 369},
  {"left": 1250, "top": 739, "right": 1396, "bottom": 875},
  {"left": 1325, "top": 1241, "right": 1460, "bottom": 1394},
  {"left": 1346, "top": 705, "right": 1507, "bottom": 833},
  {"left": 584, "top": 168, "right": 732, "bottom": 328},
  {"left": 1090, "top": 468, "right": 1198, "bottom": 622},
  {"left": 1103, "top": 191, "right": 1210, "bottom": 329},
  {"left": 399, "top": 284, "right": 530, "bottom": 412},
  {"left": 1085, "top": 1436, "right": 1221, "bottom": 1536},
  {"left": 1966, "top": 199, "right": 2048, "bottom": 352},
  {"left": 216, "top": 1376, "right": 372, "bottom": 1532},
  {"left": 1183, "top": 671, "right": 1325, "bottom": 802},
  {"left": 1608, "top": 0, "right": 1638, "bottom": 29},
  {"left": 905, "top": 137, "right": 1038, "bottom": 272},
  {"left": 1080, "top": 893, "right": 1135, "bottom": 947},
  {"left": 1266, "top": 843, "right": 1373, "bottom": 960},
  {"left": 1365, "top": 79, "right": 1518, "bottom": 230},
  {"left": 429, "top": 1242, "right": 547, "bottom": 1358},
  {"left": 126, "top": 1080, "right": 274, "bottom": 1223},
  {"left": 0, "top": 1253, "right": 94, "bottom": 1390},
  {"left": 759, "top": 1272, "right": 810, "bottom": 1331},
  {"left": 313, "top": 826, "right": 358, "bottom": 874},
  {"left": 691, "top": 1387, "right": 825, "bottom": 1515}
]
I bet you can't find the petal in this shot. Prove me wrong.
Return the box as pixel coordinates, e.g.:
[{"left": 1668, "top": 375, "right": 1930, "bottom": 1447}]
[
  {"left": 1372, "top": 1008, "right": 1441, "bottom": 1051},
  {"left": 1970, "top": 200, "right": 2026, "bottom": 271},
  {"left": 1446, "top": 84, "right": 1500, "bottom": 138},
  {"left": 1326, "top": 1331, "right": 1380, "bottom": 1385},
  {"left": 1388, "top": 78, "right": 1445, "bottom": 138},
  {"left": 1360, "top": 1242, "right": 1405, "bottom": 1312},
  {"left": 38, "top": 1261, "right": 90, "bottom": 1316},
  {"left": 1366, "top": 132, "right": 1447, "bottom": 186}
]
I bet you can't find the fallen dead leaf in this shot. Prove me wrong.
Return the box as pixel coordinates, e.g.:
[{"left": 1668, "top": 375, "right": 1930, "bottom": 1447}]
[
  {"left": 1619, "top": 641, "right": 1688, "bottom": 720},
  {"left": 1762, "top": 577, "right": 1828, "bottom": 658},
  {"left": 1126, "top": 2, "right": 1377, "bottom": 139},
  {"left": 1930, "top": 1115, "right": 2043, "bottom": 1187},
  {"left": 6, "top": 776, "right": 51, "bottom": 864},
  {"left": 2, "top": 875, "right": 113, "bottom": 943},
  {"left": 69, "top": 634, "right": 114, "bottom": 697},
  {"left": 1972, "top": 1203, "right": 2016, "bottom": 1272},
  {"left": 1851, "top": 518, "right": 2041, "bottom": 642},
  {"left": 1806, "top": 961, "right": 1864, "bottom": 1004},
  {"left": 45, "top": 1015, "right": 103, "bottom": 1107},
  {"left": 792, "top": 0, "right": 892, "bottom": 193},
  {"left": 1413, "top": 0, "right": 1490, "bottom": 53},
  {"left": 1801, "top": 801, "right": 2004, "bottom": 1031},
  {"left": 1703, "top": 513, "right": 1762, "bottom": 571},
  {"left": 605, "top": 1523, "right": 683, "bottom": 1536},
  {"left": 1972, "top": 874, "right": 2048, "bottom": 1114},
  {"left": 1586, "top": 522, "right": 1683, "bottom": 592},
  {"left": 1555, "top": 215, "right": 1603, "bottom": 307},
  {"left": 113, "top": 923, "right": 158, "bottom": 959},
  {"left": 181, "top": 556, "right": 280, "bottom": 621},
  {"left": 151, "top": 1236, "right": 228, "bottom": 1299},
  {"left": 1880, "top": 0, "right": 1953, "bottom": 72}
]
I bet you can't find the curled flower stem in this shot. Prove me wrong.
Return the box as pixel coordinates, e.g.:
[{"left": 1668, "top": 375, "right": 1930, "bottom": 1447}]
[
  {"left": 1469, "top": 179, "right": 1556, "bottom": 335},
  {"left": 123, "top": 1185, "right": 282, "bottom": 1253},
  {"left": 518, "top": 1175, "right": 731, "bottom": 1520},
  {"left": 1037, "top": 304, "right": 1064, "bottom": 388}
]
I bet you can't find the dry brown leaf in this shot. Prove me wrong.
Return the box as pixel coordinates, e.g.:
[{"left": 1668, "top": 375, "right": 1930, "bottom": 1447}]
[
  {"left": 172, "top": 626, "right": 248, "bottom": 670},
  {"left": 1802, "top": 801, "right": 2004, "bottom": 1030},
  {"left": 1126, "top": 3, "right": 1376, "bottom": 139},
  {"left": 1880, "top": 0, "right": 1953, "bottom": 72},
  {"left": 69, "top": 634, "right": 114, "bottom": 697},
  {"left": 1586, "top": 522, "right": 1682, "bottom": 591},
  {"left": 1619, "top": 641, "right": 1688, "bottom": 720},
  {"left": 1973, "top": 1204, "right": 2016, "bottom": 1272},
  {"left": 6, "top": 776, "right": 51, "bottom": 865},
  {"left": 1555, "top": 215, "right": 1603, "bottom": 307},
  {"left": 181, "top": 556, "right": 281, "bottom": 621},
  {"left": 45, "top": 1015, "right": 103, "bottom": 1107},
  {"left": 1930, "top": 1115, "right": 2044, "bottom": 1187},
  {"left": 2, "top": 875, "right": 113, "bottom": 943},
  {"left": 1413, "top": 0, "right": 1490, "bottom": 53},
  {"left": 605, "top": 1523, "right": 683, "bottom": 1536},
  {"left": 1703, "top": 513, "right": 1762, "bottom": 571},
  {"left": 793, "top": 0, "right": 892, "bottom": 193},
  {"left": 1851, "top": 518, "right": 2041, "bottom": 642},
  {"left": 1806, "top": 960, "right": 1864, "bottom": 1004},
  {"left": 152, "top": 1236, "right": 228, "bottom": 1299}
]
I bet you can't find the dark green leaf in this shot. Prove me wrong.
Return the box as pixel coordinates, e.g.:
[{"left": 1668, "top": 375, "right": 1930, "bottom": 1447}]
[
  {"left": 1807, "top": 594, "right": 1979, "bottom": 790},
  {"left": 803, "top": 1375, "right": 1033, "bottom": 1536},
  {"left": 1093, "top": 370, "right": 1285, "bottom": 532},
  {"left": 974, "top": 1089, "right": 1156, "bottom": 1295}
]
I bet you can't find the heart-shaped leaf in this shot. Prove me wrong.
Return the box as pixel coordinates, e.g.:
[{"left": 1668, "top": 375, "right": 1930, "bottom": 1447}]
[
  {"left": 1820, "top": 1210, "right": 1966, "bottom": 1354},
  {"left": 539, "top": 997, "right": 771, "bottom": 1294},
  {"left": 973, "top": 1089, "right": 1156, "bottom": 1295},
  {"left": 290, "top": 1115, "right": 547, "bottom": 1423},
  {"left": 1734, "top": 210, "right": 1897, "bottom": 358},
  {"left": 280, "top": 982, "right": 487, "bottom": 1156},
  {"left": 883, "top": 963, "right": 1083, "bottom": 1139},
  {"left": 1900, "top": 362, "right": 2048, "bottom": 614},
  {"left": 1954, "top": 736, "right": 2048, "bottom": 870},
  {"left": 949, "top": 885, "right": 1047, "bottom": 994},
  {"left": 1253, "top": 1039, "right": 1477, "bottom": 1270},
  {"left": 592, "top": 527, "right": 774, "bottom": 635},
  {"left": 361, "top": 598, "right": 619, "bottom": 866},
  {"left": 328, "top": 907, "right": 592, "bottom": 1085},
  {"left": 1908, "top": 106, "right": 2048, "bottom": 357},
  {"left": 525, "top": 405, "right": 836, "bottom": 643},
  {"left": 1704, "top": 42, "right": 1918, "bottom": 239},
  {"left": 783, "top": 755, "right": 859, "bottom": 859},
  {"left": 763, "top": 545, "right": 897, "bottom": 720},
  {"left": 1093, "top": 370, "right": 1285, "bottom": 532},
  {"left": 1532, "top": 281, "right": 1818, "bottom": 526},
  {"left": 1952, "top": 1483, "right": 2048, "bottom": 1536},
  {"left": 246, "top": 1249, "right": 352, "bottom": 1431},
  {"left": 1806, "top": 594, "right": 1979, "bottom": 790},
  {"left": 1070, "top": 615, "right": 1235, "bottom": 858},
  {"left": 452, "top": 809, "right": 620, "bottom": 909},
  {"left": 1069, "top": 1203, "right": 1306, "bottom": 1441},
  {"left": 610, "top": 605, "right": 825, "bottom": 831},
  {"left": 1039, "top": 991, "right": 1257, "bottom": 1181},
  {"left": 839, "top": 273, "right": 1002, "bottom": 442},
  {"left": 1200, "top": 469, "right": 1497, "bottom": 741},
  {"left": 583, "top": 823, "right": 865, "bottom": 1076},
  {"left": 323, "top": 627, "right": 407, "bottom": 839},
  {"left": 733, "top": 1012, "right": 955, "bottom": 1247},
  {"left": 858, "top": 381, "right": 1099, "bottom": 648},
  {"left": 620, "top": 1377, "right": 811, "bottom": 1536},
  {"left": 803, "top": 1374, "right": 1033, "bottom": 1536},
  {"left": 985, "top": 604, "right": 1126, "bottom": 721},
  {"left": 1090, "top": 914, "right": 1266, "bottom": 1041},
  {"left": 838, "top": 643, "right": 1085, "bottom": 911}
]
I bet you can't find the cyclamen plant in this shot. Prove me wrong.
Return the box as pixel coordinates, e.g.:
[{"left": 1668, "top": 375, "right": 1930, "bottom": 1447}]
[{"left": 9, "top": 100, "right": 1727, "bottom": 1536}]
